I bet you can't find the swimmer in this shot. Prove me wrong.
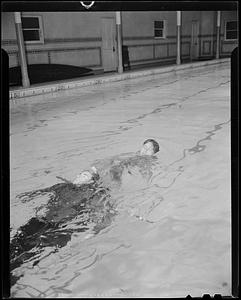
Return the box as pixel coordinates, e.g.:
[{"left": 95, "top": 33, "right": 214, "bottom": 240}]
[
  {"left": 10, "top": 167, "right": 112, "bottom": 282},
  {"left": 91, "top": 139, "right": 160, "bottom": 186},
  {"left": 11, "top": 139, "right": 159, "bottom": 283}
]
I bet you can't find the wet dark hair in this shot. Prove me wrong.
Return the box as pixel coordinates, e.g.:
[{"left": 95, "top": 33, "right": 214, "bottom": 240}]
[{"left": 143, "top": 139, "right": 160, "bottom": 154}]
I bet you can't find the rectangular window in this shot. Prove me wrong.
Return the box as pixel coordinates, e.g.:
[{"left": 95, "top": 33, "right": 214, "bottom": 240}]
[
  {"left": 225, "top": 20, "right": 238, "bottom": 41},
  {"left": 21, "top": 16, "right": 44, "bottom": 44},
  {"left": 154, "top": 20, "right": 166, "bottom": 38}
]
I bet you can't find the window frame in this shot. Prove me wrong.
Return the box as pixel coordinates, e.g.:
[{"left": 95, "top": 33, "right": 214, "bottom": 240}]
[
  {"left": 154, "top": 20, "right": 167, "bottom": 39},
  {"left": 224, "top": 20, "right": 238, "bottom": 41},
  {"left": 21, "top": 15, "right": 44, "bottom": 44}
]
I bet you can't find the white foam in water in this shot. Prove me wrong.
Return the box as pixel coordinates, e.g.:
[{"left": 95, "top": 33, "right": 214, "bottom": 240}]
[{"left": 10, "top": 63, "right": 231, "bottom": 297}]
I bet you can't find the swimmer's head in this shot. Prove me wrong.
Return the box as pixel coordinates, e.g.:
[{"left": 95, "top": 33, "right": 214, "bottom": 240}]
[
  {"left": 73, "top": 171, "right": 93, "bottom": 185},
  {"left": 140, "top": 139, "right": 160, "bottom": 156},
  {"left": 73, "top": 167, "right": 99, "bottom": 186}
]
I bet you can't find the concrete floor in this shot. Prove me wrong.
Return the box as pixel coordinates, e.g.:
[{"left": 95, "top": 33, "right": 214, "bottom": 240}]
[{"left": 10, "top": 62, "right": 231, "bottom": 298}]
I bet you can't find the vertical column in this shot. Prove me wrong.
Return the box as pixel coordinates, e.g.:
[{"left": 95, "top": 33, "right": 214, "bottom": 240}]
[
  {"left": 116, "top": 11, "right": 123, "bottom": 73},
  {"left": 14, "top": 12, "right": 30, "bottom": 87},
  {"left": 176, "top": 11, "right": 181, "bottom": 65},
  {"left": 216, "top": 11, "right": 221, "bottom": 59}
]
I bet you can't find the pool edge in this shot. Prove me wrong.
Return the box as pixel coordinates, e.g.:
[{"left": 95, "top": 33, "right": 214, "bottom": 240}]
[{"left": 9, "top": 58, "right": 230, "bottom": 100}]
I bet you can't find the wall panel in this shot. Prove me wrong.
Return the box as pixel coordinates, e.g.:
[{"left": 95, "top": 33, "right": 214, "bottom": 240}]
[
  {"left": 49, "top": 47, "right": 101, "bottom": 67},
  {"left": 26, "top": 51, "right": 49, "bottom": 65}
]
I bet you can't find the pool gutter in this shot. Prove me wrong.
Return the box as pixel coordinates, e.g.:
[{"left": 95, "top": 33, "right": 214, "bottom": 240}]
[{"left": 9, "top": 58, "right": 230, "bottom": 100}]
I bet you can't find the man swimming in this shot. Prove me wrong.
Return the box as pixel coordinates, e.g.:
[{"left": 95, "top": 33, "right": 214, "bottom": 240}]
[
  {"left": 10, "top": 139, "right": 159, "bottom": 285},
  {"left": 10, "top": 168, "right": 114, "bottom": 286},
  {"left": 90, "top": 139, "right": 160, "bottom": 187}
]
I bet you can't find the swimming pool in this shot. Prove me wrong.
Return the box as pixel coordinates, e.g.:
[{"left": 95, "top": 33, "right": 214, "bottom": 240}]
[{"left": 10, "top": 62, "right": 231, "bottom": 297}]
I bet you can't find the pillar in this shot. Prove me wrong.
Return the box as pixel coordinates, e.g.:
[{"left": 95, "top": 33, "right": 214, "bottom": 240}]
[
  {"left": 216, "top": 11, "right": 221, "bottom": 59},
  {"left": 14, "top": 12, "right": 30, "bottom": 87},
  {"left": 176, "top": 11, "right": 181, "bottom": 65},
  {"left": 116, "top": 11, "right": 123, "bottom": 73}
]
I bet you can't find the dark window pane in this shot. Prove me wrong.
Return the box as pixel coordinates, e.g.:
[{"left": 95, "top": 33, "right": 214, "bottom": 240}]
[
  {"left": 154, "top": 21, "right": 163, "bottom": 29},
  {"left": 23, "top": 30, "right": 40, "bottom": 41},
  {"left": 226, "top": 30, "right": 237, "bottom": 39},
  {"left": 21, "top": 17, "right": 39, "bottom": 29},
  {"left": 226, "top": 21, "right": 237, "bottom": 30},
  {"left": 154, "top": 29, "right": 163, "bottom": 37}
]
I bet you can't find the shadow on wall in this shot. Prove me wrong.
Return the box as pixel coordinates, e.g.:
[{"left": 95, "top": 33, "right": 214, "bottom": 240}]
[{"left": 9, "top": 64, "right": 94, "bottom": 87}]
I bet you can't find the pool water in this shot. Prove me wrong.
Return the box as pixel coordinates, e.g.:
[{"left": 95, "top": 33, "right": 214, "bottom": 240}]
[{"left": 10, "top": 62, "right": 231, "bottom": 297}]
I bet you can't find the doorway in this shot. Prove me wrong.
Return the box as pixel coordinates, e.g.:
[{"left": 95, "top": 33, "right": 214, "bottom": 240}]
[
  {"left": 191, "top": 20, "right": 200, "bottom": 61},
  {"left": 101, "top": 18, "right": 117, "bottom": 72}
]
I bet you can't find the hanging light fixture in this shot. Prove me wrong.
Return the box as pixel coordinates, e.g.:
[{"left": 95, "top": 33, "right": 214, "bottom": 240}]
[{"left": 80, "top": 1, "right": 95, "bottom": 9}]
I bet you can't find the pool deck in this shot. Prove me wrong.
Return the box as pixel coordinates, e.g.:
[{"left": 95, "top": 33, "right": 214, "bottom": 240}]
[{"left": 9, "top": 58, "right": 230, "bottom": 100}]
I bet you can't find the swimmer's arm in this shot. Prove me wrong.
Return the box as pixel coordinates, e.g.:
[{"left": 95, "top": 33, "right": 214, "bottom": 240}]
[{"left": 56, "top": 176, "right": 73, "bottom": 184}]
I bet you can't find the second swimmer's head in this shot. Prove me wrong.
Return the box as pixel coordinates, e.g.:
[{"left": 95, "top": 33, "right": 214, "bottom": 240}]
[{"left": 73, "top": 167, "right": 99, "bottom": 186}]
